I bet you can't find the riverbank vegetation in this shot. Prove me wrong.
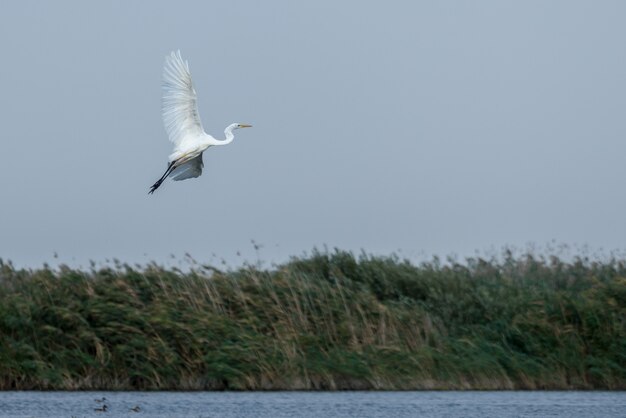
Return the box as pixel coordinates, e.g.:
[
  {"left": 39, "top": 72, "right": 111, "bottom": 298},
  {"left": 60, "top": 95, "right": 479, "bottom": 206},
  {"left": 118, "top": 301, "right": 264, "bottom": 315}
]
[{"left": 0, "top": 249, "right": 624, "bottom": 390}]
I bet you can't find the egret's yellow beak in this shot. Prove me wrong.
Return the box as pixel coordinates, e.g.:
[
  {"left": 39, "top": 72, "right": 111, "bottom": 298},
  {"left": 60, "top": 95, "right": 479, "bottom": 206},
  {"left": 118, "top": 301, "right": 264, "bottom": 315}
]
[{"left": 240, "top": 124, "right": 253, "bottom": 128}]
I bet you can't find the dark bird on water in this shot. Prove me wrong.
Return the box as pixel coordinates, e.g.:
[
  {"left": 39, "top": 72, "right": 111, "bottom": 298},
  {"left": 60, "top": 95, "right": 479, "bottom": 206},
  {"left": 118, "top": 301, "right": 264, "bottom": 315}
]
[{"left": 94, "top": 404, "right": 108, "bottom": 412}]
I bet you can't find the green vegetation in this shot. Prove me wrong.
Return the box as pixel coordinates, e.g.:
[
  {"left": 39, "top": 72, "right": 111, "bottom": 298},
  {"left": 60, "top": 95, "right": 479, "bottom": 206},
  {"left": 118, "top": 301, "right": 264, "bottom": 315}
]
[{"left": 0, "top": 250, "right": 624, "bottom": 390}]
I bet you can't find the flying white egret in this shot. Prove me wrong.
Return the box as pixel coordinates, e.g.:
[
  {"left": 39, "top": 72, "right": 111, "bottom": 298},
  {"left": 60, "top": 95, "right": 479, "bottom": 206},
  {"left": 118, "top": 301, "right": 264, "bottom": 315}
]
[{"left": 149, "top": 50, "right": 252, "bottom": 194}]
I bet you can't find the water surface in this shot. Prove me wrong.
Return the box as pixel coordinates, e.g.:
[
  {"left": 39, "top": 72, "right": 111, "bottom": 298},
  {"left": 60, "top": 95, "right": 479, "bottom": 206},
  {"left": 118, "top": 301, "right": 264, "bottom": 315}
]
[{"left": 0, "top": 391, "right": 624, "bottom": 418}]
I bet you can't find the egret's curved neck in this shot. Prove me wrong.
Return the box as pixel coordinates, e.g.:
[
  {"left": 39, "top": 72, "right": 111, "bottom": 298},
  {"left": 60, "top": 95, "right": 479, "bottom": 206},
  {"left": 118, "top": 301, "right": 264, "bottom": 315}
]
[
  {"left": 209, "top": 125, "right": 236, "bottom": 146},
  {"left": 223, "top": 126, "right": 235, "bottom": 144}
]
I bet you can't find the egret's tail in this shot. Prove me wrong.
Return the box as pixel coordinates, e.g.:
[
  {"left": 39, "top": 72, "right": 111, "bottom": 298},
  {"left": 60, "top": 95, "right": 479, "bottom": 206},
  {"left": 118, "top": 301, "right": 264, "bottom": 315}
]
[{"left": 149, "top": 161, "right": 176, "bottom": 194}]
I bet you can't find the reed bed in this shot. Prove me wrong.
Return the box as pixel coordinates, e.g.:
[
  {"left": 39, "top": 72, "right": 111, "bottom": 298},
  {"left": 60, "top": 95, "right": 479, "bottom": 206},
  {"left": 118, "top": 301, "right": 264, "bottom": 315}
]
[{"left": 0, "top": 250, "right": 624, "bottom": 390}]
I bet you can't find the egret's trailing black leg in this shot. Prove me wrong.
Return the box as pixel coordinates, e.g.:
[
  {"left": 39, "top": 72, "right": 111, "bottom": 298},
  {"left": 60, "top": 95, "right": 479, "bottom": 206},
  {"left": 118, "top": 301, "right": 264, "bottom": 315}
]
[{"left": 149, "top": 161, "right": 176, "bottom": 194}]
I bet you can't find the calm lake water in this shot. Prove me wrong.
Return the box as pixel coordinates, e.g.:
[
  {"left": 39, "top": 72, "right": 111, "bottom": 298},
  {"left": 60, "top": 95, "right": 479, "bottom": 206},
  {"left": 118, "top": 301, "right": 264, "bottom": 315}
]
[{"left": 0, "top": 391, "right": 624, "bottom": 418}]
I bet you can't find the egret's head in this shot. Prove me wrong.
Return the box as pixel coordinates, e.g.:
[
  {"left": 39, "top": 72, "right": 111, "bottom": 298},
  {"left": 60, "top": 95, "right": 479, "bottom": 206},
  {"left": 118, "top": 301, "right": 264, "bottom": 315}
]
[{"left": 225, "top": 123, "right": 253, "bottom": 135}]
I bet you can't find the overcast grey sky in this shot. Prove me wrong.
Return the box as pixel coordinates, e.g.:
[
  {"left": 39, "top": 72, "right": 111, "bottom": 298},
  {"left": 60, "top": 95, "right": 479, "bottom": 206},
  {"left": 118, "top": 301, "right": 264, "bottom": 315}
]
[{"left": 1, "top": 1, "right": 625, "bottom": 268}]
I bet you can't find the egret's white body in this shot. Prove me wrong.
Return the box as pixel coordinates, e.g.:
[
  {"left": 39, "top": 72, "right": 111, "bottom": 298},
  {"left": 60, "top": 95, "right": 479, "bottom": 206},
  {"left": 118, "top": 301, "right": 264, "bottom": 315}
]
[{"left": 149, "top": 50, "right": 251, "bottom": 194}]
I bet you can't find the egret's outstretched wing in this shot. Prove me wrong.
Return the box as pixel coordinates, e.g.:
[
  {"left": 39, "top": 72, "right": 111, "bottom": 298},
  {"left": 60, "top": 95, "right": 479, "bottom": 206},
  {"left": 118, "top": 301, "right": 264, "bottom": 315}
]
[
  {"left": 170, "top": 154, "right": 204, "bottom": 181},
  {"left": 162, "top": 50, "right": 205, "bottom": 148}
]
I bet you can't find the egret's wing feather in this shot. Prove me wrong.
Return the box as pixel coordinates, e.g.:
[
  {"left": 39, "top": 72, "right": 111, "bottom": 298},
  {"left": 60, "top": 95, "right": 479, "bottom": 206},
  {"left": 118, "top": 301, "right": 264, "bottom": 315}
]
[
  {"left": 170, "top": 154, "right": 204, "bottom": 181},
  {"left": 162, "top": 50, "right": 205, "bottom": 148}
]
